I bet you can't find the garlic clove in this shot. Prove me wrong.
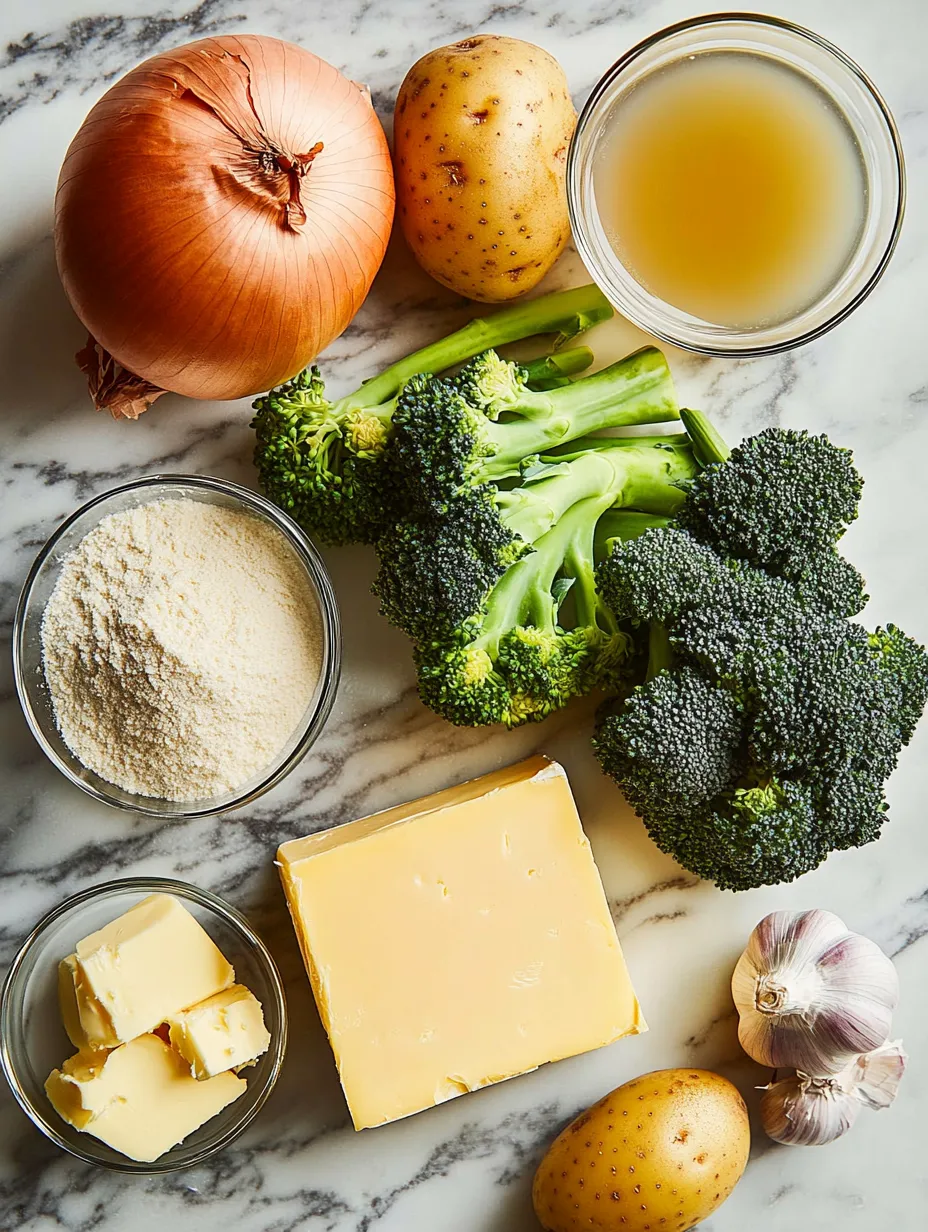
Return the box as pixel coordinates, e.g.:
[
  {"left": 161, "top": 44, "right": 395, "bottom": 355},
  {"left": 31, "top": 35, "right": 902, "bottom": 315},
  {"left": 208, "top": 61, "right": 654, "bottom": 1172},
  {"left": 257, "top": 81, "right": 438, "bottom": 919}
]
[
  {"left": 732, "top": 909, "right": 898, "bottom": 1074},
  {"left": 846, "top": 1040, "right": 907, "bottom": 1110},
  {"left": 760, "top": 1040, "right": 907, "bottom": 1147},
  {"left": 760, "top": 1072, "right": 860, "bottom": 1146}
]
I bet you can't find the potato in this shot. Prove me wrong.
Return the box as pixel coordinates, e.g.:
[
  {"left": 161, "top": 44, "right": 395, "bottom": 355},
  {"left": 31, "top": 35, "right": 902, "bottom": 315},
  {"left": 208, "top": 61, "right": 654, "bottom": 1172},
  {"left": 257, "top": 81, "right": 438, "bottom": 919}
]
[
  {"left": 532, "top": 1069, "right": 749, "bottom": 1232},
  {"left": 393, "top": 35, "right": 576, "bottom": 302}
]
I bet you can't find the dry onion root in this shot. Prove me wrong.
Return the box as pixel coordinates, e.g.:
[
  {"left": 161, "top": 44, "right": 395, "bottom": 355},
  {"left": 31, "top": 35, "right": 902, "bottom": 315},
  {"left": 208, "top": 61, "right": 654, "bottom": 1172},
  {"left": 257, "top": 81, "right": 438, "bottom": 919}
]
[{"left": 55, "top": 35, "right": 395, "bottom": 418}]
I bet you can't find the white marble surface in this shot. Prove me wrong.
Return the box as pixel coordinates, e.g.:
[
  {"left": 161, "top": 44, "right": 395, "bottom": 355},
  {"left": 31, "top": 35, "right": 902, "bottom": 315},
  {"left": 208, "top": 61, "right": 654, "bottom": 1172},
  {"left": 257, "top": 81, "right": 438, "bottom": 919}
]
[{"left": 1, "top": 0, "right": 926, "bottom": 1228}]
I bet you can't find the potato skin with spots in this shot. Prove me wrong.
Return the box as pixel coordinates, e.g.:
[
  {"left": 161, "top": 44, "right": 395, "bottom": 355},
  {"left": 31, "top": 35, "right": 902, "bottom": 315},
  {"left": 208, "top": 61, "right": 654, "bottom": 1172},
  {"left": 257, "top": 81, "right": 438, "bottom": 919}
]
[
  {"left": 393, "top": 34, "right": 576, "bottom": 302},
  {"left": 532, "top": 1069, "right": 750, "bottom": 1232}
]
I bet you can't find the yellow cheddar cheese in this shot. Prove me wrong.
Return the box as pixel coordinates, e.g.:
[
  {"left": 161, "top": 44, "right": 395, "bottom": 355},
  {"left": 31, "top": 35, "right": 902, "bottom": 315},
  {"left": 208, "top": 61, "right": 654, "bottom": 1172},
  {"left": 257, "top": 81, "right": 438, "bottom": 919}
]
[{"left": 278, "top": 755, "right": 644, "bottom": 1130}]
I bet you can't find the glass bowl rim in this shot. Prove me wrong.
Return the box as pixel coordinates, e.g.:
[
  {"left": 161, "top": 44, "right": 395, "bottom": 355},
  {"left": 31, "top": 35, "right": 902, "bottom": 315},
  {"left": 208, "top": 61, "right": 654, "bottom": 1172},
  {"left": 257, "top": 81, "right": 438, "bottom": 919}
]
[
  {"left": 0, "top": 875, "right": 288, "bottom": 1174},
  {"left": 567, "top": 9, "right": 907, "bottom": 357},
  {"left": 12, "top": 473, "right": 342, "bottom": 818}
]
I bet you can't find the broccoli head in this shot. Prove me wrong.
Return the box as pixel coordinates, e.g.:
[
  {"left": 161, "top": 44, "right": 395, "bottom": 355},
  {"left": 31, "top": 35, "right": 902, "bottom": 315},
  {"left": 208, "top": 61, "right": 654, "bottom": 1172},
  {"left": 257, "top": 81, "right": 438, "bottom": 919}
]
[
  {"left": 414, "top": 493, "right": 636, "bottom": 727},
  {"left": 593, "top": 424, "right": 928, "bottom": 891},
  {"left": 252, "top": 366, "right": 396, "bottom": 546},
  {"left": 394, "top": 437, "right": 699, "bottom": 728},
  {"left": 650, "top": 778, "right": 826, "bottom": 892}
]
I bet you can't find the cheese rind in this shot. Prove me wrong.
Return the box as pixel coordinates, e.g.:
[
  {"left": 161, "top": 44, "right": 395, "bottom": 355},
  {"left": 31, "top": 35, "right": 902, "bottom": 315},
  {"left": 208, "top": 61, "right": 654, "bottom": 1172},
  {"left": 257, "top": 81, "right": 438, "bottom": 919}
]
[
  {"left": 278, "top": 755, "right": 644, "bottom": 1130},
  {"left": 166, "top": 985, "right": 271, "bottom": 1079},
  {"left": 45, "top": 1034, "right": 246, "bottom": 1162},
  {"left": 71, "top": 894, "right": 235, "bottom": 1047}
]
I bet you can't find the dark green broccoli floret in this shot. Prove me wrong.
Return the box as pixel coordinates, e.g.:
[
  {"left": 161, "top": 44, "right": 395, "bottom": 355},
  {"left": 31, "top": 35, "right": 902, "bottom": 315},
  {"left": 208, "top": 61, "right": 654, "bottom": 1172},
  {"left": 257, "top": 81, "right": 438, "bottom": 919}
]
[
  {"left": 252, "top": 284, "right": 613, "bottom": 545},
  {"left": 595, "top": 525, "right": 734, "bottom": 629},
  {"left": 649, "top": 779, "right": 825, "bottom": 892},
  {"left": 783, "top": 550, "right": 868, "bottom": 618},
  {"left": 373, "top": 487, "right": 531, "bottom": 644},
  {"left": 869, "top": 624, "right": 928, "bottom": 746},
  {"left": 594, "top": 667, "right": 746, "bottom": 816},
  {"left": 593, "top": 423, "right": 928, "bottom": 891},
  {"left": 676, "top": 424, "right": 863, "bottom": 571}
]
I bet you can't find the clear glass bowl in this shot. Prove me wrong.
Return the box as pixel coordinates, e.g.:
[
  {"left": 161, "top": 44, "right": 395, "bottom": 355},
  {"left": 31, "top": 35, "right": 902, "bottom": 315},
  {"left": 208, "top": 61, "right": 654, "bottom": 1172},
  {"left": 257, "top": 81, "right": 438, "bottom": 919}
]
[
  {"left": 0, "top": 877, "right": 287, "bottom": 1173},
  {"left": 568, "top": 12, "right": 905, "bottom": 355},
  {"left": 12, "top": 474, "right": 341, "bottom": 817}
]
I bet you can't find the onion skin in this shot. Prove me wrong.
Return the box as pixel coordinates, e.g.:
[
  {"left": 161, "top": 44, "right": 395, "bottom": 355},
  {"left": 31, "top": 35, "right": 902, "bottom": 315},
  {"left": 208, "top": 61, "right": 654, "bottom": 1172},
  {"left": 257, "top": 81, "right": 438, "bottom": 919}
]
[{"left": 55, "top": 35, "right": 395, "bottom": 417}]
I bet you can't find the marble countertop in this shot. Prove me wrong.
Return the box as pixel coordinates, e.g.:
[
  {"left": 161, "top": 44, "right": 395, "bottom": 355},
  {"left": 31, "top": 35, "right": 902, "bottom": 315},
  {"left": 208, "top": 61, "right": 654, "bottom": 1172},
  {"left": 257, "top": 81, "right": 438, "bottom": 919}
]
[{"left": 1, "top": 0, "right": 926, "bottom": 1228}]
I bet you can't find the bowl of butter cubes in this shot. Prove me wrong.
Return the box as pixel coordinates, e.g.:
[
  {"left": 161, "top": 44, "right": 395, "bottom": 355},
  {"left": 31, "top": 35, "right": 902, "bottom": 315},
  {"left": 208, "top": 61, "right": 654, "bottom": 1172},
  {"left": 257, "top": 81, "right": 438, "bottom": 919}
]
[{"left": 0, "top": 877, "right": 287, "bottom": 1172}]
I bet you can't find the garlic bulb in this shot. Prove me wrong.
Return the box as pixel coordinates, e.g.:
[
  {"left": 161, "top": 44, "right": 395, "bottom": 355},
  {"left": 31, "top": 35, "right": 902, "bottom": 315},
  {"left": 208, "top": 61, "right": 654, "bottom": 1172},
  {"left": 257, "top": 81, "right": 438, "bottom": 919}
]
[
  {"left": 731, "top": 909, "right": 898, "bottom": 1074},
  {"left": 760, "top": 1040, "right": 907, "bottom": 1146}
]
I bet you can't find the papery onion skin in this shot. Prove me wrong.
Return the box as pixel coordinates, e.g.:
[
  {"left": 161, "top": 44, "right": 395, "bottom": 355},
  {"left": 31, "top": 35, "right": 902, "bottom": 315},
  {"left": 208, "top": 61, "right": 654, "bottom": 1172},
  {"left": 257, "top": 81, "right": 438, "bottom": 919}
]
[{"left": 55, "top": 35, "right": 395, "bottom": 417}]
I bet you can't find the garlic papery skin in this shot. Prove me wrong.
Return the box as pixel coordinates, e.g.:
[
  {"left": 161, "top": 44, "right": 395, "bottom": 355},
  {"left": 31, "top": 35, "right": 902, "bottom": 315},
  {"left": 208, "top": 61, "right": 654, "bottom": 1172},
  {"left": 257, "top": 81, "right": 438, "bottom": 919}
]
[
  {"left": 760, "top": 1072, "right": 860, "bottom": 1146},
  {"left": 847, "top": 1039, "right": 907, "bottom": 1110},
  {"left": 731, "top": 909, "right": 899, "bottom": 1074},
  {"left": 760, "top": 1040, "right": 907, "bottom": 1147}
]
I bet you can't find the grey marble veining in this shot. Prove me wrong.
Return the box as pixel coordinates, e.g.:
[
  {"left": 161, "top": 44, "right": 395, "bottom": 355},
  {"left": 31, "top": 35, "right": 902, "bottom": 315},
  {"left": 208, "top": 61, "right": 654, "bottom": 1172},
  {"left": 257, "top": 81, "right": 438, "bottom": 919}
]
[{"left": 1, "top": 1, "right": 927, "bottom": 1229}]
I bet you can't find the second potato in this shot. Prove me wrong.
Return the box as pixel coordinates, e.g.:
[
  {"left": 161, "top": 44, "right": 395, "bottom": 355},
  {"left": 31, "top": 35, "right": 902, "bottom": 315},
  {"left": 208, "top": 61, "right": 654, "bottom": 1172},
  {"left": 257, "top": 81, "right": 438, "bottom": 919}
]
[{"left": 394, "top": 35, "right": 576, "bottom": 302}]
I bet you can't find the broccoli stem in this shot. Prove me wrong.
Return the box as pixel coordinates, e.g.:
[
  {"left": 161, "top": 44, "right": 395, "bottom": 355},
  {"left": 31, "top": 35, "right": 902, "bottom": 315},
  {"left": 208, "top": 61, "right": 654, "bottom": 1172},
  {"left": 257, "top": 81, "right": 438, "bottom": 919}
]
[
  {"left": 522, "top": 347, "right": 594, "bottom": 388},
  {"left": 645, "top": 624, "right": 673, "bottom": 680},
  {"left": 548, "top": 433, "right": 690, "bottom": 460},
  {"left": 497, "top": 441, "right": 696, "bottom": 546},
  {"left": 339, "top": 285, "right": 612, "bottom": 413},
  {"left": 480, "top": 348, "right": 680, "bottom": 475},
  {"left": 478, "top": 495, "right": 617, "bottom": 657},
  {"left": 681, "top": 407, "right": 731, "bottom": 467},
  {"left": 476, "top": 442, "right": 697, "bottom": 656},
  {"left": 563, "top": 505, "right": 620, "bottom": 637},
  {"left": 596, "top": 510, "right": 672, "bottom": 560}
]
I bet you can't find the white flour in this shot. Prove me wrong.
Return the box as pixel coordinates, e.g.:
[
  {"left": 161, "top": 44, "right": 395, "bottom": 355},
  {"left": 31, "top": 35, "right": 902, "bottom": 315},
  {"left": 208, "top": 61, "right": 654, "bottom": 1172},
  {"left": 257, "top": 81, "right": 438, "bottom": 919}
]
[{"left": 41, "top": 498, "right": 323, "bottom": 802}]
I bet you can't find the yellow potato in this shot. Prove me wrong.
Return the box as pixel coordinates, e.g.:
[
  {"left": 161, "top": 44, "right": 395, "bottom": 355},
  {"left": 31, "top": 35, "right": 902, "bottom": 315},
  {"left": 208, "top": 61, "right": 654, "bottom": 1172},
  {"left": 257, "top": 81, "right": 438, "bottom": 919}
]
[
  {"left": 533, "top": 1069, "right": 750, "bottom": 1232},
  {"left": 393, "top": 35, "right": 576, "bottom": 301}
]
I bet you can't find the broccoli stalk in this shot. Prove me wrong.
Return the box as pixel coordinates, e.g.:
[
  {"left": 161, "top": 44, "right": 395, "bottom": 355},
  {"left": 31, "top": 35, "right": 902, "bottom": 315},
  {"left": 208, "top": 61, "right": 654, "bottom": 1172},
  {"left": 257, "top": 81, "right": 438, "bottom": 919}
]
[
  {"left": 680, "top": 407, "right": 731, "bottom": 467},
  {"left": 251, "top": 285, "right": 612, "bottom": 545},
  {"left": 521, "top": 347, "right": 594, "bottom": 389}
]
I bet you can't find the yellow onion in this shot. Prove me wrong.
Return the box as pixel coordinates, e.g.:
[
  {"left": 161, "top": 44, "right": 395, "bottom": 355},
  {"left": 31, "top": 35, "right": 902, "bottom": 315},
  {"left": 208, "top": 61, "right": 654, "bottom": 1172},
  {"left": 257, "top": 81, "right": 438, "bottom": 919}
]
[{"left": 55, "top": 34, "right": 395, "bottom": 418}]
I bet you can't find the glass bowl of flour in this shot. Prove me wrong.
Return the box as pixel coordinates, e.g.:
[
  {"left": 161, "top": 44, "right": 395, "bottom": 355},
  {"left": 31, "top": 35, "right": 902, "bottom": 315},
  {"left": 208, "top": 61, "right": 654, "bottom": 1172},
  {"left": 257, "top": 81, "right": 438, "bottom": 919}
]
[{"left": 13, "top": 475, "right": 341, "bottom": 817}]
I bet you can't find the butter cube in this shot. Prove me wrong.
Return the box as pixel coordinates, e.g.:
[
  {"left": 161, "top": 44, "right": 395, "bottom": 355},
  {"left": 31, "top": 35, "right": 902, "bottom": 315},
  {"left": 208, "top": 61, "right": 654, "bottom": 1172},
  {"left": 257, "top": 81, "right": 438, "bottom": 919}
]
[
  {"left": 166, "top": 985, "right": 271, "bottom": 1079},
  {"left": 278, "top": 755, "right": 644, "bottom": 1130},
  {"left": 45, "top": 1034, "right": 246, "bottom": 1162},
  {"left": 67, "top": 894, "right": 235, "bottom": 1048},
  {"left": 58, "top": 955, "right": 89, "bottom": 1049}
]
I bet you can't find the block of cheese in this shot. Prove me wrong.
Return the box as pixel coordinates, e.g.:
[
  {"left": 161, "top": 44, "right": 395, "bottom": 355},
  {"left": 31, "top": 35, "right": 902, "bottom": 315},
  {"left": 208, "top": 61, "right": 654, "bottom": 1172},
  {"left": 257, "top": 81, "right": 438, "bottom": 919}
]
[
  {"left": 65, "top": 894, "right": 235, "bottom": 1048},
  {"left": 166, "top": 985, "right": 271, "bottom": 1080},
  {"left": 45, "top": 1034, "right": 246, "bottom": 1162},
  {"left": 278, "top": 755, "right": 644, "bottom": 1130}
]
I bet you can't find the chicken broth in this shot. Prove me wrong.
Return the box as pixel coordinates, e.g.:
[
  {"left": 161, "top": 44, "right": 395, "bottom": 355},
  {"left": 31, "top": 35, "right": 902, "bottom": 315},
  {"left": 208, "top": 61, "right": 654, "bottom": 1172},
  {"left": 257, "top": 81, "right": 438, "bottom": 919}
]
[{"left": 593, "top": 51, "right": 867, "bottom": 328}]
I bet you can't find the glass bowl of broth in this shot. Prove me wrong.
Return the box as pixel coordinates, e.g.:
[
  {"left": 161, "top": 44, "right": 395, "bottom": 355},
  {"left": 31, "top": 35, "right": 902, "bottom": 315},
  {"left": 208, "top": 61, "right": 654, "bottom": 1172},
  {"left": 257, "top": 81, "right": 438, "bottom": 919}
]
[{"left": 568, "top": 13, "right": 905, "bottom": 355}]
